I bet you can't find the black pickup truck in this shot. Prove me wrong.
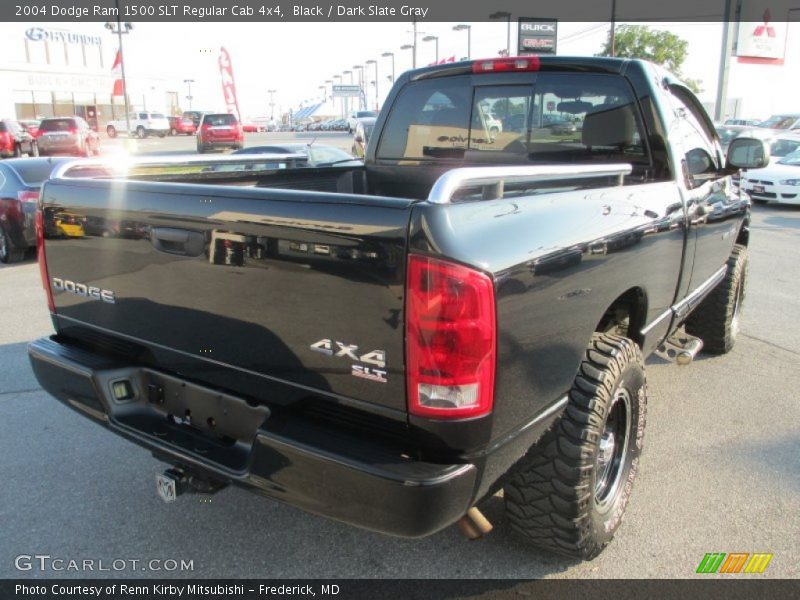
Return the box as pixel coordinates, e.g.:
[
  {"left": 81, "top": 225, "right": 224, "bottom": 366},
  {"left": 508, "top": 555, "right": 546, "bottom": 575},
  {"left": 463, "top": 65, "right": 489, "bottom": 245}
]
[{"left": 29, "top": 56, "right": 768, "bottom": 559}]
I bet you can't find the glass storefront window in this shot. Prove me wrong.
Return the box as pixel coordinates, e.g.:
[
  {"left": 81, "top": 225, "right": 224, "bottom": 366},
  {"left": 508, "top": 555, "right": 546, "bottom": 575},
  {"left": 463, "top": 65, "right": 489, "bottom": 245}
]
[
  {"left": 53, "top": 92, "right": 74, "bottom": 117},
  {"left": 13, "top": 91, "right": 35, "bottom": 120},
  {"left": 33, "top": 91, "right": 54, "bottom": 119}
]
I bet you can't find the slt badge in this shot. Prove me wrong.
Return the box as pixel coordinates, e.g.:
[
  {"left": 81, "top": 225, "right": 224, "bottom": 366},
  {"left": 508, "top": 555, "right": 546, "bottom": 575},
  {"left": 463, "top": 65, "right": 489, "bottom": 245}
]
[{"left": 309, "top": 338, "right": 387, "bottom": 383}]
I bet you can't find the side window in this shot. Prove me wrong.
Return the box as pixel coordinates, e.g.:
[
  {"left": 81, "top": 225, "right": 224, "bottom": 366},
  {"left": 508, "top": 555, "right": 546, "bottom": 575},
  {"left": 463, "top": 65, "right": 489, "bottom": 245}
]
[
  {"left": 667, "top": 87, "right": 719, "bottom": 185},
  {"left": 138, "top": 112, "right": 148, "bottom": 120},
  {"left": 377, "top": 77, "right": 472, "bottom": 160}
]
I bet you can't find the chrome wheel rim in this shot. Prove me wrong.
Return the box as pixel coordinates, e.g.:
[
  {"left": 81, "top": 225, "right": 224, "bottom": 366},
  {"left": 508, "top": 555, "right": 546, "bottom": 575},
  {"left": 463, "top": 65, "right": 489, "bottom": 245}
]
[
  {"left": 595, "top": 387, "right": 632, "bottom": 509},
  {"left": 0, "top": 230, "right": 7, "bottom": 260}
]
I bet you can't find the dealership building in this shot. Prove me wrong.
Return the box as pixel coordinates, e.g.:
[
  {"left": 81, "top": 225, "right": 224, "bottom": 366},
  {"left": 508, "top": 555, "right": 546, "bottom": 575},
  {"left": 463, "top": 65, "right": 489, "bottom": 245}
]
[{"left": 0, "top": 23, "right": 178, "bottom": 129}]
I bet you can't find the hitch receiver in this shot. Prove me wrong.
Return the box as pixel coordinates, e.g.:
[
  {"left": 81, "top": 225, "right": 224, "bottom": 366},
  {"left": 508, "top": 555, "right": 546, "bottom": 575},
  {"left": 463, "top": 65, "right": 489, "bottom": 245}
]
[{"left": 156, "top": 467, "right": 227, "bottom": 503}]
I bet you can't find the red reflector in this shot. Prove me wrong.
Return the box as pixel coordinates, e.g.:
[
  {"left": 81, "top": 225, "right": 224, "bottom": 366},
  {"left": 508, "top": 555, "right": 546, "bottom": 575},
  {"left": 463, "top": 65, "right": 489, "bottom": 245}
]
[
  {"left": 406, "top": 254, "right": 496, "bottom": 419},
  {"left": 472, "top": 56, "right": 541, "bottom": 74},
  {"left": 35, "top": 209, "right": 55, "bottom": 313},
  {"left": 18, "top": 190, "right": 39, "bottom": 203}
]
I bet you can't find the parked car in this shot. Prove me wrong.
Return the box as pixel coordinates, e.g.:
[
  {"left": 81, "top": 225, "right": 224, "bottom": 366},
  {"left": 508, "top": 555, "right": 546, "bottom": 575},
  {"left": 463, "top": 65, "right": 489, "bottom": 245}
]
[
  {"left": 0, "top": 157, "right": 69, "bottom": 262},
  {"left": 351, "top": 117, "right": 376, "bottom": 158},
  {"left": 0, "top": 119, "right": 38, "bottom": 158},
  {"left": 31, "top": 56, "right": 764, "bottom": 561},
  {"left": 233, "top": 143, "right": 360, "bottom": 167},
  {"left": 741, "top": 149, "right": 800, "bottom": 205},
  {"left": 37, "top": 117, "right": 99, "bottom": 157},
  {"left": 716, "top": 124, "right": 749, "bottom": 155},
  {"left": 106, "top": 112, "right": 170, "bottom": 139},
  {"left": 196, "top": 113, "right": 243, "bottom": 153},
  {"left": 346, "top": 110, "right": 377, "bottom": 133},
  {"left": 182, "top": 110, "right": 210, "bottom": 128},
  {"left": 755, "top": 113, "right": 800, "bottom": 132},
  {"left": 167, "top": 116, "right": 196, "bottom": 136},
  {"left": 19, "top": 119, "right": 41, "bottom": 138},
  {"left": 724, "top": 118, "right": 760, "bottom": 127},
  {"left": 241, "top": 121, "right": 259, "bottom": 133}
]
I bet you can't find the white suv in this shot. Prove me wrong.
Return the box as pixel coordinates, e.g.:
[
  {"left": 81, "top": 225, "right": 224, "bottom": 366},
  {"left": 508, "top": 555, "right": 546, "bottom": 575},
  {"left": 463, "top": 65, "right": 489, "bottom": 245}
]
[{"left": 106, "top": 112, "right": 171, "bottom": 139}]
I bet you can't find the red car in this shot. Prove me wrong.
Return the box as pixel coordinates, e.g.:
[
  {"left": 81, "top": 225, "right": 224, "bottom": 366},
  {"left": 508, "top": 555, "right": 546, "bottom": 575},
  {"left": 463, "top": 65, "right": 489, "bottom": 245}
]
[
  {"left": 196, "top": 113, "right": 243, "bottom": 153},
  {"left": 0, "top": 119, "right": 38, "bottom": 158},
  {"left": 241, "top": 122, "right": 259, "bottom": 133},
  {"left": 168, "top": 116, "right": 196, "bottom": 136},
  {"left": 19, "top": 120, "right": 40, "bottom": 138}
]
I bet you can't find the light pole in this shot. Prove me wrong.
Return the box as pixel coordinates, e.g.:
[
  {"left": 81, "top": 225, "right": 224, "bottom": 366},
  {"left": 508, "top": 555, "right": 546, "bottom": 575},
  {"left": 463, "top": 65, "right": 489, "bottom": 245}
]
[
  {"left": 183, "top": 79, "right": 194, "bottom": 110},
  {"left": 104, "top": 5, "right": 133, "bottom": 134},
  {"left": 332, "top": 75, "right": 342, "bottom": 118},
  {"left": 422, "top": 35, "right": 439, "bottom": 64},
  {"left": 366, "top": 59, "right": 378, "bottom": 110},
  {"left": 490, "top": 11, "right": 512, "bottom": 57},
  {"left": 353, "top": 65, "right": 364, "bottom": 110},
  {"left": 267, "top": 89, "right": 276, "bottom": 120},
  {"left": 453, "top": 24, "right": 471, "bottom": 59},
  {"left": 343, "top": 70, "right": 352, "bottom": 116},
  {"left": 381, "top": 52, "right": 395, "bottom": 86}
]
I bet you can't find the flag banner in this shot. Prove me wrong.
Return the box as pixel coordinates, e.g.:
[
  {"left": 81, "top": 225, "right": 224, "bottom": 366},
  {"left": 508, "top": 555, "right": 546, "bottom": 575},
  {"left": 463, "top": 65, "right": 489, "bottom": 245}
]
[
  {"left": 111, "top": 48, "right": 124, "bottom": 96},
  {"left": 218, "top": 47, "right": 242, "bottom": 122}
]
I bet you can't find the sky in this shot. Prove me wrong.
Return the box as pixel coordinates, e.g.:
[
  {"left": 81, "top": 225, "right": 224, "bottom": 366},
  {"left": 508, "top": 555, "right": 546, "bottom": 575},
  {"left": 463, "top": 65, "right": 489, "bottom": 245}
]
[
  {"left": 78, "top": 21, "right": 725, "bottom": 118},
  {"left": 5, "top": 19, "right": 799, "bottom": 119}
]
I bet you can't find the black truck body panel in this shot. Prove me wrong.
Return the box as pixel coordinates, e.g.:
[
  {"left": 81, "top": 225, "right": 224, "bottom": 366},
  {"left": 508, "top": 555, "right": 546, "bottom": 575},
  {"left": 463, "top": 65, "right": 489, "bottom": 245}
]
[{"left": 30, "top": 57, "right": 750, "bottom": 538}]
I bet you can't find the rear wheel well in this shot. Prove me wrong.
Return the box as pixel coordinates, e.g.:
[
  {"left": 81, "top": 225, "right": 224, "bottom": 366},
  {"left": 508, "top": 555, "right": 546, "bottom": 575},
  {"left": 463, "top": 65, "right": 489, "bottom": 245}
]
[{"left": 595, "top": 288, "right": 647, "bottom": 348}]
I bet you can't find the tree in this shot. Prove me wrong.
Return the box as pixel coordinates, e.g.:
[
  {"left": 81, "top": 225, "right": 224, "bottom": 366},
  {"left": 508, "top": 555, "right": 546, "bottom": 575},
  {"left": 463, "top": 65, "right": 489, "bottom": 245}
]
[{"left": 597, "top": 25, "right": 702, "bottom": 93}]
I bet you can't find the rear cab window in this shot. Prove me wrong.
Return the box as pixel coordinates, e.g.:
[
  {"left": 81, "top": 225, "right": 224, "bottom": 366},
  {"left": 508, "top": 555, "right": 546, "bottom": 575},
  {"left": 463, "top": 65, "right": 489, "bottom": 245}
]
[
  {"left": 203, "top": 114, "right": 238, "bottom": 126},
  {"left": 376, "top": 73, "right": 650, "bottom": 173},
  {"left": 40, "top": 119, "right": 77, "bottom": 132}
]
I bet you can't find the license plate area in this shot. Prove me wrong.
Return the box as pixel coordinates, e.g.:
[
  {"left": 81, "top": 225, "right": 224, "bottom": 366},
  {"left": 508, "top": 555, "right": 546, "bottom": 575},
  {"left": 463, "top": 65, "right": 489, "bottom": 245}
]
[
  {"left": 753, "top": 185, "right": 765, "bottom": 193},
  {"left": 98, "top": 368, "right": 270, "bottom": 472}
]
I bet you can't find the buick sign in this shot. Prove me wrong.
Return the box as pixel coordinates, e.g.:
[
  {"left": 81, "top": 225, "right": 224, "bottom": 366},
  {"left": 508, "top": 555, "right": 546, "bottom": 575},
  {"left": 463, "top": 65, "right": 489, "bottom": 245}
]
[{"left": 518, "top": 18, "right": 558, "bottom": 55}]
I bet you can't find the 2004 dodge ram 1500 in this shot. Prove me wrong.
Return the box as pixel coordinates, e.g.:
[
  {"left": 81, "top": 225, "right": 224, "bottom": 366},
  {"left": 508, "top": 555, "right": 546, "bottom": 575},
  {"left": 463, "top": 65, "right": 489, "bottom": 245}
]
[{"left": 29, "top": 56, "right": 769, "bottom": 559}]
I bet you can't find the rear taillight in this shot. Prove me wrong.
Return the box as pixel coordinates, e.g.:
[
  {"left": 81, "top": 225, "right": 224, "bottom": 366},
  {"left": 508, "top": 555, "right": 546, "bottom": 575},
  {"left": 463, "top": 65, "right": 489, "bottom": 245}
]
[
  {"left": 472, "top": 56, "right": 541, "bottom": 73},
  {"left": 35, "top": 209, "right": 55, "bottom": 313},
  {"left": 18, "top": 190, "right": 39, "bottom": 203},
  {"left": 0, "top": 132, "right": 10, "bottom": 148},
  {"left": 406, "top": 254, "right": 496, "bottom": 419},
  {"left": 68, "top": 127, "right": 78, "bottom": 135}
]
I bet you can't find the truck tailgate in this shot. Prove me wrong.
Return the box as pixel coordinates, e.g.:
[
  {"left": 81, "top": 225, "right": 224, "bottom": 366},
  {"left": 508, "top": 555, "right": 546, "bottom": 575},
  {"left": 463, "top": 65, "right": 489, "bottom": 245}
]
[{"left": 41, "top": 178, "right": 413, "bottom": 414}]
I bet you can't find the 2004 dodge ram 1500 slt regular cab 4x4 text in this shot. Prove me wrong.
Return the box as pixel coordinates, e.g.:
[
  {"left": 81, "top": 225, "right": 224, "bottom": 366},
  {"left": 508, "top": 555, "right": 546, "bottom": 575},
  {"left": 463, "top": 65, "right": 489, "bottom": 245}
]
[{"left": 29, "top": 56, "right": 769, "bottom": 559}]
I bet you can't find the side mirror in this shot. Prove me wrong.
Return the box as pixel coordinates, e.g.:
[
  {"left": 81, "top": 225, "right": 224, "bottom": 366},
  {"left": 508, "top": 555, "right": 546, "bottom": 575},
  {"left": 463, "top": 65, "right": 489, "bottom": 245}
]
[
  {"left": 725, "top": 137, "right": 770, "bottom": 171},
  {"left": 354, "top": 135, "right": 364, "bottom": 143}
]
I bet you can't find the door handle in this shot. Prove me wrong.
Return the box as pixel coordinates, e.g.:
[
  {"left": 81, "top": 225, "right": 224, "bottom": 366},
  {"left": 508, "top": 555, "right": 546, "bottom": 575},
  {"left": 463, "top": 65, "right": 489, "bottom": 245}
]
[{"left": 150, "top": 227, "right": 205, "bottom": 257}]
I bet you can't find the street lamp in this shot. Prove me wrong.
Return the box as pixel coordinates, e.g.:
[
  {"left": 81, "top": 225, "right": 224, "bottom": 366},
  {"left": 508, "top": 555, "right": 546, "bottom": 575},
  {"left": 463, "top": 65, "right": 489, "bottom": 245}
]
[
  {"left": 422, "top": 35, "right": 439, "bottom": 64},
  {"left": 267, "top": 89, "right": 276, "bottom": 120},
  {"left": 489, "top": 11, "right": 512, "bottom": 57},
  {"left": 400, "top": 44, "right": 414, "bottom": 70},
  {"left": 366, "top": 59, "right": 378, "bottom": 111},
  {"left": 381, "top": 52, "right": 395, "bottom": 87},
  {"left": 453, "top": 24, "right": 471, "bottom": 59},
  {"left": 352, "top": 65, "right": 364, "bottom": 110},
  {"left": 104, "top": 3, "right": 133, "bottom": 135},
  {"left": 183, "top": 79, "right": 195, "bottom": 110},
  {"left": 343, "top": 70, "right": 353, "bottom": 116}
]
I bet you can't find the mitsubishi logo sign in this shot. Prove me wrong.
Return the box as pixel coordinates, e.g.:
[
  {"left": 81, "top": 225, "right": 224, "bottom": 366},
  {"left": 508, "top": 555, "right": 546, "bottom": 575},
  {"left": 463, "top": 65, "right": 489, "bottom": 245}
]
[
  {"left": 736, "top": 7, "right": 786, "bottom": 61},
  {"left": 753, "top": 9, "right": 776, "bottom": 38}
]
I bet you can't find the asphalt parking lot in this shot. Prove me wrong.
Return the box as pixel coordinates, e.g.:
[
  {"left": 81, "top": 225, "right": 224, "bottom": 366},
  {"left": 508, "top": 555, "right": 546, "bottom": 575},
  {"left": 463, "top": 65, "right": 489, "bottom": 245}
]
[{"left": 0, "top": 138, "right": 798, "bottom": 580}]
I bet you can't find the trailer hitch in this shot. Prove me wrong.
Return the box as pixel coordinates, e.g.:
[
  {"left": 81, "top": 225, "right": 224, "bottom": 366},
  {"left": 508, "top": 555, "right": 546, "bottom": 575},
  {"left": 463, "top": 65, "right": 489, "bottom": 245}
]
[{"left": 156, "top": 468, "right": 227, "bottom": 503}]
